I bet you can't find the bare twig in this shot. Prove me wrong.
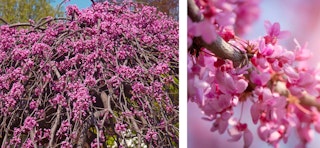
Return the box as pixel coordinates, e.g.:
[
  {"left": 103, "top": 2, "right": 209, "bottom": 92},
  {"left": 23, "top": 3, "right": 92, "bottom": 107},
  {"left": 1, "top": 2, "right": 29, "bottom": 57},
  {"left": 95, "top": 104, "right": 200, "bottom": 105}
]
[
  {"left": 90, "top": 0, "right": 96, "bottom": 5},
  {"left": 0, "top": 17, "right": 8, "bottom": 24},
  {"left": 30, "top": 128, "right": 38, "bottom": 148},
  {"left": 56, "top": 0, "right": 68, "bottom": 16},
  {"left": 100, "top": 91, "right": 112, "bottom": 114},
  {"left": 49, "top": 105, "right": 61, "bottom": 147},
  {"left": 95, "top": 125, "right": 100, "bottom": 148},
  {"left": 9, "top": 23, "right": 34, "bottom": 28}
]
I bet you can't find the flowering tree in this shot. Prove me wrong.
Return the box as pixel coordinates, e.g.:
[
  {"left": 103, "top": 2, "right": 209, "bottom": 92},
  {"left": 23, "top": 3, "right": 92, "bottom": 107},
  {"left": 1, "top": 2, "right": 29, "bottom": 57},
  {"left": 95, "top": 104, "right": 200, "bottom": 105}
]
[
  {"left": 188, "top": 0, "right": 320, "bottom": 147},
  {"left": 0, "top": 1, "right": 178, "bottom": 147}
]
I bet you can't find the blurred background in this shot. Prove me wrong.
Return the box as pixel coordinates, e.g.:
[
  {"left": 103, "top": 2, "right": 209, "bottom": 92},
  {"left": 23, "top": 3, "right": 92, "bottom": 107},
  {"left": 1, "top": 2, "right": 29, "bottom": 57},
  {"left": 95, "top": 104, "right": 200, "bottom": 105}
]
[{"left": 188, "top": 0, "right": 320, "bottom": 148}]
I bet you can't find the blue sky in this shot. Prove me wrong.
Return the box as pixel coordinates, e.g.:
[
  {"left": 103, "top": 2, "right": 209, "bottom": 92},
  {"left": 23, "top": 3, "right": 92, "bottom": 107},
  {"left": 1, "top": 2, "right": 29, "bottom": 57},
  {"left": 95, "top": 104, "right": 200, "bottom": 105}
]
[{"left": 51, "top": 0, "right": 92, "bottom": 10}]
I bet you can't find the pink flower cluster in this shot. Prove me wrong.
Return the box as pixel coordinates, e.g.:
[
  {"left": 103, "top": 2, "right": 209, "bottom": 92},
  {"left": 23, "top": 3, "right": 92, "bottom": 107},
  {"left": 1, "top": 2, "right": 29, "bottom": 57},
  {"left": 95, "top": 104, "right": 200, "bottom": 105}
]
[
  {"left": 145, "top": 128, "right": 158, "bottom": 141},
  {"left": 188, "top": 0, "right": 320, "bottom": 147},
  {"left": 188, "top": 0, "right": 260, "bottom": 47}
]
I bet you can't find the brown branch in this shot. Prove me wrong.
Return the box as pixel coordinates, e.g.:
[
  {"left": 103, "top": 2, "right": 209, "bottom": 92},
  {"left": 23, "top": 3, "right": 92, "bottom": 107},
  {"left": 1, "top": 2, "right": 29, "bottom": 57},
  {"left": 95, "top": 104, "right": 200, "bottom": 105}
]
[
  {"left": 300, "top": 92, "right": 320, "bottom": 110},
  {"left": 9, "top": 23, "right": 34, "bottom": 28},
  {"left": 188, "top": 0, "right": 202, "bottom": 22},
  {"left": 90, "top": 0, "right": 96, "bottom": 5},
  {"left": 100, "top": 91, "right": 112, "bottom": 113},
  {"left": 274, "top": 80, "right": 320, "bottom": 111},
  {"left": 49, "top": 105, "right": 61, "bottom": 147},
  {"left": 188, "top": 0, "right": 247, "bottom": 67},
  {"left": 30, "top": 128, "right": 38, "bottom": 148},
  {"left": 0, "top": 18, "right": 8, "bottom": 24}
]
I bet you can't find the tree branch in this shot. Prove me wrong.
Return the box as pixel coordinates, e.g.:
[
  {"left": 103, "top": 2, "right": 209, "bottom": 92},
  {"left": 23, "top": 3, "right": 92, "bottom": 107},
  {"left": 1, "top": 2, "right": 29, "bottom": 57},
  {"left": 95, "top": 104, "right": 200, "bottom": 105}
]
[
  {"left": 275, "top": 81, "right": 320, "bottom": 110},
  {"left": 301, "top": 92, "right": 320, "bottom": 110},
  {"left": 0, "top": 18, "right": 8, "bottom": 24},
  {"left": 49, "top": 105, "right": 61, "bottom": 147},
  {"left": 188, "top": 0, "right": 202, "bottom": 22}
]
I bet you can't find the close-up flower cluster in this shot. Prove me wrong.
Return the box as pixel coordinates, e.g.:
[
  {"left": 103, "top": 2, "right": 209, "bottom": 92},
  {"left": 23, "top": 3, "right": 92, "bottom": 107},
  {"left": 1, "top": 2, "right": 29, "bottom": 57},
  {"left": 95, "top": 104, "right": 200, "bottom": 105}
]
[
  {"left": 188, "top": 0, "right": 320, "bottom": 147},
  {"left": 0, "top": 1, "right": 178, "bottom": 147}
]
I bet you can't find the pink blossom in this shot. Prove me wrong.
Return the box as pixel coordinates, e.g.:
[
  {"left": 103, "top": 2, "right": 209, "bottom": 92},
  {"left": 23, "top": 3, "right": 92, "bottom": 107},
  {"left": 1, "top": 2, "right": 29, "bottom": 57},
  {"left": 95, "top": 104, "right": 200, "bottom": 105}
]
[
  {"left": 293, "top": 39, "right": 312, "bottom": 61},
  {"left": 22, "top": 139, "right": 34, "bottom": 148},
  {"left": 23, "top": 116, "right": 38, "bottom": 131},
  {"left": 234, "top": 0, "right": 260, "bottom": 35},
  {"left": 297, "top": 125, "right": 314, "bottom": 144},
  {"left": 264, "top": 21, "right": 291, "bottom": 44},
  {"left": 288, "top": 70, "right": 319, "bottom": 97},
  {"left": 145, "top": 129, "right": 158, "bottom": 141},
  {"left": 9, "top": 82, "right": 24, "bottom": 98},
  {"left": 61, "top": 140, "right": 73, "bottom": 148},
  {"left": 115, "top": 123, "right": 127, "bottom": 134},
  {"left": 210, "top": 110, "right": 233, "bottom": 134},
  {"left": 258, "top": 122, "right": 285, "bottom": 145},
  {"left": 29, "top": 100, "right": 38, "bottom": 110},
  {"left": 188, "top": 17, "right": 217, "bottom": 45},
  {"left": 215, "top": 70, "right": 248, "bottom": 95},
  {"left": 188, "top": 75, "right": 211, "bottom": 104},
  {"left": 227, "top": 119, "right": 253, "bottom": 148},
  {"left": 215, "top": 11, "right": 236, "bottom": 27},
  {"left": 250, "top": 70, "right": 271, "bottom": 86}
]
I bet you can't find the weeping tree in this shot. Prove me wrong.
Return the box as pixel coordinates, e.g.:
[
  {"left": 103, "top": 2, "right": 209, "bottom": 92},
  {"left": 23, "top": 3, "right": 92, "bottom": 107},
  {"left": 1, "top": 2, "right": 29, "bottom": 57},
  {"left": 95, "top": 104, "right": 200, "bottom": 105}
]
[{"left": 0, "top": 1, "right": 178, "bottom": 147}]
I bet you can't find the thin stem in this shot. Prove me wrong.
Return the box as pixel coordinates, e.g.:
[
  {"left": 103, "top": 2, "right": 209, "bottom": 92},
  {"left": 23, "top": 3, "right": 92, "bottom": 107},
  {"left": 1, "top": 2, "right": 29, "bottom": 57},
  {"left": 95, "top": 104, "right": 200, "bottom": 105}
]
[{"left": 239, "top": 102, "right": 245, "bottom": 122}]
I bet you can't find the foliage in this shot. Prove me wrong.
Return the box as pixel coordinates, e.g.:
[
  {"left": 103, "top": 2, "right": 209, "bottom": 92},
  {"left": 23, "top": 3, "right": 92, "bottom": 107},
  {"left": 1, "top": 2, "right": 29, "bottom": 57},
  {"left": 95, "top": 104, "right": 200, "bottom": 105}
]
[
  {"left": 0, "top": 0, "right": 63, "bottom": 24},
  {"left": 188, "top": 0, "right": 320, "bottom": 147},
  {"left": 0, "top": 1, "right": 178, "bottom": 147}
]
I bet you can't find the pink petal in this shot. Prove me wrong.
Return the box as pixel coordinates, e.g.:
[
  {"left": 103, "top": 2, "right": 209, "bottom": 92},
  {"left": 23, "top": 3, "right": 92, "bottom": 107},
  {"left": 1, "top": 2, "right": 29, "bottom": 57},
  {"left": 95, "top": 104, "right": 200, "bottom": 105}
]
[
  {"left": 314, "top": 122, "right": 320, "bottom": 133},
  {"left": 269, "top": 131, "right": 281, "bottom": 142},
  {"left": 218, "top": 119, "right": 229, "bottom": 134},
  {"left": 250, "top": 103, "right": 260, "bottom": 124},
  {"left": 243, "top": 129, "right": 253, "bottom": 148},
  {"left": 215, "top": 11, "right": 236, "bottom": 27},
  {"left": 278, "top": 31, "right": 291, "bottom": 39},
  {"left": 197, "top": 20, "right": 217, "bottom": 44},
  {"left": 250, "top": 71, "right": 270, "bottom": 86},
  {"left": 284, "top": 65, "right": 299, "bottom": 81},
  {"left": 264, "top": 20, "right": 272, "bottom": 33},
  {"left": 216, "top": 70, "right": 235, "bottom": 94},
  {"left": 235, "top": 79, "right": 248, "bottom": 93},
  {"left": 187, "top": 17, "right": 197, "bottom": 35},
  {"left": 227, "top": 127, "right": 242, "bottom": 142},
  {"left": 188, "top": 37, "right": 193, "bottom": 48},
  {"left": 294, "top": 39, "right": 311, "bottom": 61},
  {"left": 270, "top": 23, "right": 280, "bottom": 36},
  {"left": 217, "top": 94, "right": 232, "bottom": 112}
]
